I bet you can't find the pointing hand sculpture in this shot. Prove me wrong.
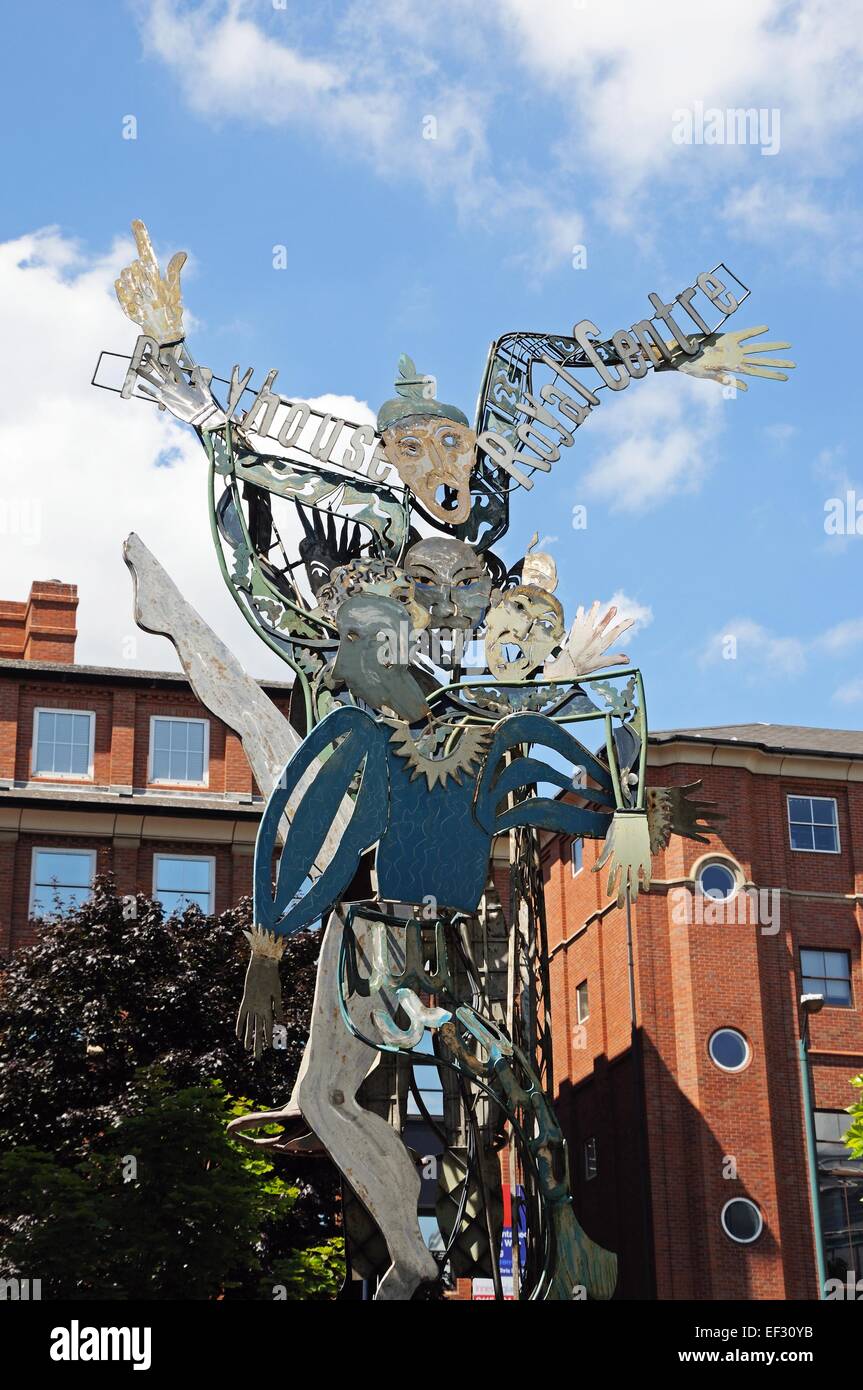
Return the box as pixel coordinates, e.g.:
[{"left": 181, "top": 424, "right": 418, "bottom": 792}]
[{"left": 114, "top": 220, "right": 187, "bottom": 346}]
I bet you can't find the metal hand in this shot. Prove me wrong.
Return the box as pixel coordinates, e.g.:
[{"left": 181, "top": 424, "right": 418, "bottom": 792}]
[
  {"left": 594, "top": 810, "right": 652, "bottom": 906},
  {"left": 544, "top": 600, "right": 633, "bottom": 680},
  {"left": 674, "top": 325, "right": 795, "bottom": 393},
  {"left": 235, "top": 927, "right": 287, "bottom": 1060},
  {"left": 115, "top": 220, "right": 187, "bottom": 345},
  {"left": 646, "top": 781, "right": 725, "bottom": 852},
  {"left": 135, "top": 349, "right": 227, "bottom": 430}
]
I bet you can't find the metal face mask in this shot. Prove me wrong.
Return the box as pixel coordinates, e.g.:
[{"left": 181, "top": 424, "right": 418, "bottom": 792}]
[
  {"left": 317, "top": 557, "right": 429, "bottom": 635},
  {"left": 484, "top": 585, "right": 565, "bottom": 681},
  {"left": 333, "top": 593, "right": 429, "bottom": 724},
  {"left": 381, "top": 414, "right": 477, "bottom": 525},
  {"left": 404, "top": 537, "right": 491, "bottom": 634}
]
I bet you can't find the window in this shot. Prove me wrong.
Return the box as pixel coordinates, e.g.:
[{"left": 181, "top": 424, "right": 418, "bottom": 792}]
[
  {"left": 801, "top": 948, "right": 852, "bottom": 1007},
  {"left": 149, "top": 717, "right": 209, "bottom": 785},
  {"left": 721, "top": 1198, "right": 763, "bottom": 1244},
  {"left": 576, "top": 979, "right": 589, "bottom": 1024},
  {"left": 815, "top": 1111, "right": 853, "bottom": 1159},
  {"left": 32, "top": 708, "right": 94, "bottom": 779},
  {"left": 571, "top": 837, "right": 583, "bottom": 876},
  {"left": 153, "top": 855, "right": 214, "bottom": 915},
  {"left": 708, "top": 1028, "right": 750, "bottom": 1073},
  {"left": 816, "top": 1112, "right": 863, "bottom": 1282},
  {"left": 30, "top": 848, "right": 95, "bottom": 917},
  {"left": 788, "top": 795, "right": 839, "bottom": 853},
  {"left": 583, "top": 1137, "right": 597, "bottom": 1181},
  {"left": 696, "top": 861, "right": 737, "bottom": 901}
]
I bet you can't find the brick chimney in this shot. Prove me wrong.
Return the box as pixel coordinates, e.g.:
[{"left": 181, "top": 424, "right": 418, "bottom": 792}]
[{"left": 0, "top": 580, "right": 78, "bottom": 664}]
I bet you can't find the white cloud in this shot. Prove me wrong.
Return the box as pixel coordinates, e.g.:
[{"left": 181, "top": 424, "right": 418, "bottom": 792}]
[
  {"left": 698, "top": 610, "right": 863, "bottom": 683},
  {"left": 140, "top": 0, "right": 581, "bottom": 272},
  {"left": 720, "top": 179, "right": 863, "bottom": 273},
  {"left": 580, "top": 371, "right": 723, "bottom": 511},
  {"left": 723, "top": 181, "right": 835, "bottom": 239},
  {"left": 763, "top": 421, "right": 797, "bottom": 444},
  {"left": 833, "top": 677, "right": 863, "bottom": 704},
  {"left": 819, "top": 618, "right": 863, "bottom": 653},
  {"left": 0, "top": 227, "right": 370, "bottom": 680},
  {"left": 602, "top": 591, "right": 653, "bottom": 636},
  {"left": 499, "top": 0, "right": 863, "bottom": 179},
  {"left": 699, "top": 617, "right": 806, "bottom": 676},
  {"left": 139, "top": 1, "right": 863, "bottom": 269}
]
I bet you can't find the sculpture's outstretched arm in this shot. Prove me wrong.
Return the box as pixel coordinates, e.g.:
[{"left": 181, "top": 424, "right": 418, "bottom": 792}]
[
  {"left": 124, "top": 532, "right": 299, "bottom": 796},
  {"left": 474, "top": 711, "right": 617, "bottom": 831}
]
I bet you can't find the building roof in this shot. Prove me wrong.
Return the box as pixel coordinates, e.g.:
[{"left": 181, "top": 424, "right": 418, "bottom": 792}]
[
  {"left": 0, "top": 657, "right": 293, "bottom": 692},
  {"left": 651, "top": 723, "right": 863, "bottom": 761}
]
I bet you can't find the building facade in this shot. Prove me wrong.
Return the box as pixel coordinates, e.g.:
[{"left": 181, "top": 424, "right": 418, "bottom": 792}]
[
  {"left": 543, "top": 724, "right": 863, "bottom": 1299},
  {"left": 0, "top": 580, "right": 292, "bottom": 955}
]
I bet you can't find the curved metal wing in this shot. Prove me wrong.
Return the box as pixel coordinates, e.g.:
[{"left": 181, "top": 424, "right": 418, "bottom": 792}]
[{"left": 254, "top": 706, "right": 390, "bottom": 937}]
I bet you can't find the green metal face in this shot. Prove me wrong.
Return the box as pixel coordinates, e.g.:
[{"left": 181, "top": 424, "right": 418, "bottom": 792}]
[
  {"left": 404, "top": 536, "right": 491, "bottom": 633},
  {"left": 333, "top": 593, "right": 429, "bottom": 723}
]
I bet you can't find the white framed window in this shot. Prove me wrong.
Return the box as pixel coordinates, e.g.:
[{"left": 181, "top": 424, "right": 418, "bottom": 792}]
[
  {"left": 571, "top": 837, "right": 583, "bottom": 876},
  {"left": 32, "top": 708, "right": 95, "bottom": 780},
  {"left": 800, "top": 948, "right": 852, "bottom": 1007},
  {"left": 720, "top": 1198, "right": 763, "bottom": 1244},
  {"left": 696, "top": 859, "right": 739, "bottom": 901},
  {"left": 787, "top": 795, "right": 840, "bottom": 853},
  {"left": 576, "top": 979, "right": 589, "bottom": 1024},
  {"left": 30, "top": 847, "right": 96, "bottom": 917},
  {"left": 148, "top": 716, "right": 209, "bottom": 786},
  {"left": 708, "top": 1028, "right": 751, "bottom": 1073},
  {"left": 153, "top": 854, "right": 215, "bottom": 915}
]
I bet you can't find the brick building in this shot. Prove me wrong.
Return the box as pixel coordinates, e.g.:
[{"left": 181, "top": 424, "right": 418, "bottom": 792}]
[
  {"left": 542, "top": 724, "right": 863, "bottom": 1299},
  {"left": 4, "top": 579, "right": 862, "bottom": 1299},
  {"left": 0, "top": 579, "right": 292, "bottom": 955}
]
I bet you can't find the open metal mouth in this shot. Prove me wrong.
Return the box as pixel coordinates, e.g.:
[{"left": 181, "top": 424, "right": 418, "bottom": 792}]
[{"left": 501, "top": 641, "right": 526, "bottom": 664}]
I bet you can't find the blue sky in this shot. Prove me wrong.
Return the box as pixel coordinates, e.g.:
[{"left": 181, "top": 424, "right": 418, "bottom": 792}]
[{"left": 1, "top": 0, "right": 861, "bottom": 733}]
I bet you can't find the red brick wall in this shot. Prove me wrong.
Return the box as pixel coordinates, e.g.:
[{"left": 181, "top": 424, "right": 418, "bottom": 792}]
[
  {"left": 0, "top": 581, "right": 78, "bottom": 664},
  {"left": 3, "top": 833, "right": 254, "bottom": 955},
  {"left": 4, "top": 674, "right": 290, "bottom": 793},
  {"left": 545, "top": 757, "right": 863, "bottom": 1300}
]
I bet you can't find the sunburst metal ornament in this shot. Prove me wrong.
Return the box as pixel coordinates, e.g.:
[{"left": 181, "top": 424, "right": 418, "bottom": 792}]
[{"left": 384, "top": 719, "right": 493, "bottom": 790}]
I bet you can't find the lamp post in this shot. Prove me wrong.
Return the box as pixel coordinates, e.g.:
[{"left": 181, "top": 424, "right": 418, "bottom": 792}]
[{"left": 798, "top": 992, "right": 828, "bottom": 1299}]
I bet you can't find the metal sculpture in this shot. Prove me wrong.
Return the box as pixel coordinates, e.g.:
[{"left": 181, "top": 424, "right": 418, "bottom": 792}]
[{"left": 98, "top": 221, "right": 795, "bottom": 1300}]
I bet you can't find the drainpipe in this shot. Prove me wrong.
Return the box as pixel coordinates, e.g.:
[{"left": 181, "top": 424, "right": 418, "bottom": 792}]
[{"left": 798, "top": 994, "right": 828, "bottom": 1299}]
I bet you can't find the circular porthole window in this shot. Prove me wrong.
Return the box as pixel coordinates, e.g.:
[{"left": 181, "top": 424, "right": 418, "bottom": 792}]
[
  {"left": 721, "top": 1198, "right": 763, "bottom": 1244},
  {"left": 708, "top": 1028, "right": 750, "bottom": 1073},
  {"left": 697, "top": 861, "right": 738, "bottom": 901}
]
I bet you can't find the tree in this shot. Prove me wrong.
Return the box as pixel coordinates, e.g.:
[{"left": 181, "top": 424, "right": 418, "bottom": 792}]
[
  {"left": 846, "top": 1074, "right": 863, "bottom": 1159},
  {"left": 0, "top": 1071, "right": 344, "bottom": 1300},
  {"left": 0, "top": 878, "right": 342, "bottom": 1297}
]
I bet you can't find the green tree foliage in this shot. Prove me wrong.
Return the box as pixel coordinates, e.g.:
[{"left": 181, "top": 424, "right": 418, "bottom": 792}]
[
  {"left": 846, "top": 1074, "right": 863, "bottom": 1159},
  {"left": 0, "top": 1072, "right": 344, "bottom": 1300},
  {"left": 0, "top": 878, "right": 343, "bottom": 1298}
]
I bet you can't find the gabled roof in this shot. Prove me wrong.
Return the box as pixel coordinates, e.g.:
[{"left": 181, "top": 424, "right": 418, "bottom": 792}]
[{"left": 651, "top": 723, "right": 863, "bottom": 761}]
